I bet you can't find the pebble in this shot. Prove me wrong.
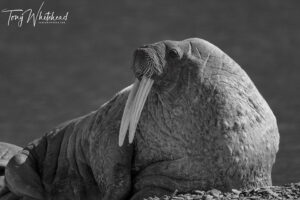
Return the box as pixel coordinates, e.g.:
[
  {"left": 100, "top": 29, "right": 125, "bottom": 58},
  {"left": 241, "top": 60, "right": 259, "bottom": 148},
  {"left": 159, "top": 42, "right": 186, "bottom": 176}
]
[
  {"left": 231, "top": 189, "right": 241, "bottom": 195},
  {"left": 194, "top": 190, "right": 204, "bottom": 195},
  {"left": 209, "top": 189, "right": 221, "bottom": 197},
  {"left": 204, "top": 194, "right": 213, "bottom": 200}
]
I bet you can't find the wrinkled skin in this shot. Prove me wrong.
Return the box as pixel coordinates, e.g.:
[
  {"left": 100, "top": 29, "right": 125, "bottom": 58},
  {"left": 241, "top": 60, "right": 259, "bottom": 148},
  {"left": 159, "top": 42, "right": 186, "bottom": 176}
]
[{"left": 0, "top": 38, "right": 279, "bottom": 200}]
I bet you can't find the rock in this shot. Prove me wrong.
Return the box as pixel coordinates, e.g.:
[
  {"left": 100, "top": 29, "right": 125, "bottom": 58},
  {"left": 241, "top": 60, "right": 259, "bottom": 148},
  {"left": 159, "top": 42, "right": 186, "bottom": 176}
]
[
  {"left": 231, "top": 189, "right": 241, "bottom": 195},
  {"left": 204, "top": 194, "right": 213, "bottom": 200},
  {"left": 208, "top": 189, "right": 221, "bottom": 198}
]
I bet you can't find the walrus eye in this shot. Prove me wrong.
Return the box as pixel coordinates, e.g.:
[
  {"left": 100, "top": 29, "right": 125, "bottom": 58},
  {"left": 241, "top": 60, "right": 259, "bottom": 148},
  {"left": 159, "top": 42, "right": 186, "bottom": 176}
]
[{"left": 168, "top": 49, "right": 179, "bottom": 59}]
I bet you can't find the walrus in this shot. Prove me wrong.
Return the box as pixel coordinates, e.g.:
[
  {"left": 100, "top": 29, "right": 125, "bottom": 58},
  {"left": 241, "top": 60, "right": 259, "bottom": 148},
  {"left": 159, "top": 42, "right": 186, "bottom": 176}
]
[{"left": 0, "top": 38, "right": 280, "bottom": 200}]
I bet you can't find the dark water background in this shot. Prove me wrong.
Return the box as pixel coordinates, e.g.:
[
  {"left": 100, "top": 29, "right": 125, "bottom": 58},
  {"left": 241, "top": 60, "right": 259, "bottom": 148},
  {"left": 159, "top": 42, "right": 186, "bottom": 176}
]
[{"left": 0, "top": 0, "right": 299, "bottom": 185}]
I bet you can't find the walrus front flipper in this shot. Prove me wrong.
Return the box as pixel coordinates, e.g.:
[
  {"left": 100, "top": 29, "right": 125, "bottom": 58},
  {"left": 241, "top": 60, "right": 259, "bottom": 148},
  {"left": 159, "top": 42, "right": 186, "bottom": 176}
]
[
  {"left": 5, "top": 151, "right": 45, "bottom": 200},
  {"left": 0, "top": 142, "right": 22, "bottom": 200},
  {"left": 3, "top": 138, "right": 47, "bottom": 200},
  {"left": 0, "top": 142, "right": 22, "bottom": 175}
]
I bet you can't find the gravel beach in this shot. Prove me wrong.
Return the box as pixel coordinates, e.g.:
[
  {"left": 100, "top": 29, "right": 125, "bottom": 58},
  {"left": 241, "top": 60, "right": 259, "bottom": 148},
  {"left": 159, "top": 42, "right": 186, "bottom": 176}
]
[{"left": 146, "top": 183, "right": 300, "bottom": 200}]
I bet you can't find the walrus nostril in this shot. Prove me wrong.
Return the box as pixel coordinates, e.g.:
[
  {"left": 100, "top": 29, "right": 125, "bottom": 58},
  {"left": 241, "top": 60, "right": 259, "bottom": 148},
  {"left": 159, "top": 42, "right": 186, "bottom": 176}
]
[
  {"left": 133, "top": 48, "right": 157, "bottom": 78},
  {"left": 134, "top": 48, "right": 151, "bottom": 61}
]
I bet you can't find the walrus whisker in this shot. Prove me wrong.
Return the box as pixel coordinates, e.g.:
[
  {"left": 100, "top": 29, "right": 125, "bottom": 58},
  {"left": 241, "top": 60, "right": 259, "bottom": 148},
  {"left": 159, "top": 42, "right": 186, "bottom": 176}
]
[
  {"left": 143, "top": 67, "right": 150, "bottom": 77},
  {"left": 143, "top": 67, "right": 154, "bottom": 78},
  {"left": 200, "top": 54, "right": 210, "bottom": 83},
  {"left": 119, "top": 79, "right": 140, "bottom": 146},
  {"left": 129, "top": 76, "right": 154, "bottom": 143},
  {"left": 187, "top": 42, "right": 192, "bottom": 55},
  {"left": 195, "top": 45, "right": 202, "bottom": 59}
]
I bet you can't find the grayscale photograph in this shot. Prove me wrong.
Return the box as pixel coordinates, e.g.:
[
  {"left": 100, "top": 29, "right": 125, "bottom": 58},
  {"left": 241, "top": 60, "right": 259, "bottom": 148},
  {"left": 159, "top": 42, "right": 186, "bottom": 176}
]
[{"left": 0, "top": 1, "right": 299, "bottom": 199}]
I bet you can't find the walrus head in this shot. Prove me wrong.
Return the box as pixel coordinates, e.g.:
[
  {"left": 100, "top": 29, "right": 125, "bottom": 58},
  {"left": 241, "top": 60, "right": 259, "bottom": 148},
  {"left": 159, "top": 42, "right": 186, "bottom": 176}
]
[{"left": 119, "top": 38, "right": 226, "bottom": 146}]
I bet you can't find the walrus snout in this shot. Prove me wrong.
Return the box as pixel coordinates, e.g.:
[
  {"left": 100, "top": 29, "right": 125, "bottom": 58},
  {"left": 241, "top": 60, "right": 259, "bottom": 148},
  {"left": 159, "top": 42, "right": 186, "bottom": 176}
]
[{"left": 133, "top": 47, "right": 163, "bottom": 80}]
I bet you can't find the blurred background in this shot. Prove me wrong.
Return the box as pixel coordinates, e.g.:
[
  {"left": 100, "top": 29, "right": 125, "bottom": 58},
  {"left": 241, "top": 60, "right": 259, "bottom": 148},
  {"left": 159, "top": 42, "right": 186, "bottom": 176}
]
[{"left": 0, "top": 0, "right": 299, "bottom": 185}]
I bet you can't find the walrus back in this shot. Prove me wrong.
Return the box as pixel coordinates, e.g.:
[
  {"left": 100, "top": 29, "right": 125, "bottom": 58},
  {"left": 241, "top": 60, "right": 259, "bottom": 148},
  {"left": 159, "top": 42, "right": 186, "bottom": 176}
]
[{"left": 2, "top": 86, "right": 133, "bottom": 199}]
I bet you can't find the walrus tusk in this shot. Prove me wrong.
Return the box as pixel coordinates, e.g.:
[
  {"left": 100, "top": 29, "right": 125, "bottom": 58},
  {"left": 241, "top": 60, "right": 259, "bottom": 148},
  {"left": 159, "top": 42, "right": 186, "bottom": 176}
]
[
  {"left": 118, "top": 76, "right": 154, "bottom": 146},
  {"left": 128, "top": 76, "right": 154, "bottom": 144},
  {"left": 119, "top": 79, "right": 140, "bottom": 146}
]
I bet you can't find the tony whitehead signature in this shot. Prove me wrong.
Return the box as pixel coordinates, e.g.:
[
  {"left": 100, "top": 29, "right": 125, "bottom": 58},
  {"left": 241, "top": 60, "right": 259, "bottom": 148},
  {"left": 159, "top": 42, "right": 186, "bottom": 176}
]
[{"left": 1, "top": 2, "right": 69, "bottom": 27}]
